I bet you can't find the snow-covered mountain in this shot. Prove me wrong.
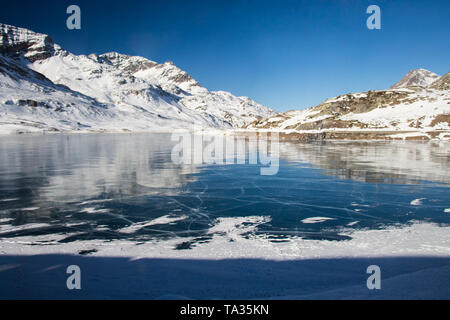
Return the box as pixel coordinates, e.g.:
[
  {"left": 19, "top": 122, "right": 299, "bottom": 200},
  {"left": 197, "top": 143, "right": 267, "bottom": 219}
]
[
  {"left": 0, "top": 23, "right": 274, "bottom": 134},
  {"left": 390, "top": 68, "right": 440, "bottom": 89},
  {"left": 246, "top": 71, "right": 450, "bottom": 141}
]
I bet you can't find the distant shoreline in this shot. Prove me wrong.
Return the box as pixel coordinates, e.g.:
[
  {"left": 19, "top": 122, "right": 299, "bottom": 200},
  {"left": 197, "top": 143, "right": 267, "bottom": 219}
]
[{"left": 1, "top": 127, "right": 450, "bottom": 141}]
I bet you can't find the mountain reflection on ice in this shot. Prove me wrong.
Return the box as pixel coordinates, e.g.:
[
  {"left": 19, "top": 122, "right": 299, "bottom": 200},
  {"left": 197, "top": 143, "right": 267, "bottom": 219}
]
[
  {"left": 280, "top": 140, "right": 450, "bottom": 185},
  {"left": 0, "top": 133, "right": 449, "bottom": 251}
]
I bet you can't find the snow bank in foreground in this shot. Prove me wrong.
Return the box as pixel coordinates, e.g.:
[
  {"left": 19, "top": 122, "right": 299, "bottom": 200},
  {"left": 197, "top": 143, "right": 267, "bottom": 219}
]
[
  {"left": 1, "top": 220, "right": 449, "bottom": 260},
  {"left": 1, "top": 218, "right": 449, "bottom": 299}
]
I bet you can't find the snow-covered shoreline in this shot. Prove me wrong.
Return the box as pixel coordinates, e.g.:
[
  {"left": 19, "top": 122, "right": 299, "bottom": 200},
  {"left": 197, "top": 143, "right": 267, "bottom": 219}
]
[{"left": 1, "top": 126, "right": 450, "bottom": 143}]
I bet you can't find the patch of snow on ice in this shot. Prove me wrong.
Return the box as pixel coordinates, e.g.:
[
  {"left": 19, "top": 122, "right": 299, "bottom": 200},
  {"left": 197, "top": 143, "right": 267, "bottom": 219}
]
[
  {"left": 78, "top": 199, "right": 113, "bottom": 206},
  {"left": 119, "top": 215, "right": 189, "bottom": 234},
  {"left": 80, "top": 207, "right": 110, "bottom": 214},
  {"left": 20, "top": 207, "right": 40, "bottom": 211},
  {"left": 0, "top": 198, "right": 19, "bottom": 202},
  {"left": 411, "top": 198, "right": 426, "bottom": 206},
  {"left": 0, "top": 223, "right": 51, "bottom": 233},
  {"left": 301, "top": 217, "right": 336, "bottom": 224}
]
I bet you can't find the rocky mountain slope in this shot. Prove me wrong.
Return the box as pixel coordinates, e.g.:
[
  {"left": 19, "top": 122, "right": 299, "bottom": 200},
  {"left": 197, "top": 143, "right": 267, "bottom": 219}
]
[
  {"left": 390, "top": 68, "right": 440, "bottom": 89},
  {"left": 246, "top": 69, "right": 450, "bottom": 141},
  {"left": 0, "top": 23, "right": 273, "bottom": 134},
  {"left": 430, "top": 72, "right": 450, "bottom": 91}
]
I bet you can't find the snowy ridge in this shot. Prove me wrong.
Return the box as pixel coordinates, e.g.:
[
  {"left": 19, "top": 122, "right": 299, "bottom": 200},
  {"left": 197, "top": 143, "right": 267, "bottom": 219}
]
[
  {"left": 0, "top": 23, "right": 274, "bottom": 134},
  {"left": 247, "top": 71, "right": 450, "bottom": 140}
]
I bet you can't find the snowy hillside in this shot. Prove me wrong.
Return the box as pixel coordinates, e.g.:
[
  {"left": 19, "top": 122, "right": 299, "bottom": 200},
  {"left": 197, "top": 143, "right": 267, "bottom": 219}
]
[
  {"left": 247, "top": 70, "right": 450, "bottom": 141},
  {"left": 0, "top": 23, "right": 273, "bottom": 134},
  {"left": 430, "top": 72, "right": 450, "bottom": 91}
]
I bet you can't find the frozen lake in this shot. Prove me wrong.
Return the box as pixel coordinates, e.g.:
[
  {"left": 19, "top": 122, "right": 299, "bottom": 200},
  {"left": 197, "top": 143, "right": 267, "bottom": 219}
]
[
  {"left": 0, "top": 133, "right": 449, "bottom": 299},
  {"left": 0, "top": 133, "right": 449, "bottom": 257}
]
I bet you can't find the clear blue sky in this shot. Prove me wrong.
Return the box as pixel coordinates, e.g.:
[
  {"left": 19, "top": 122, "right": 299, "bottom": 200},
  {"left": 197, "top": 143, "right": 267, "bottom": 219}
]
[{"left": 1, "top": 0, "right": 449, "bottom": 112}]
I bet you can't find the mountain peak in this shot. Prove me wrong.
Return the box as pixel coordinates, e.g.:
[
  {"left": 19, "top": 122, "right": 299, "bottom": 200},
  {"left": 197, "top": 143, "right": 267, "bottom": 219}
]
[
  {"left": 0, "top": 23, "right": 62, "bottom": 62},
  {"left": 390, "top": 68, "right": 440, "bottom": 89}
]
